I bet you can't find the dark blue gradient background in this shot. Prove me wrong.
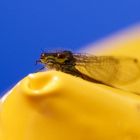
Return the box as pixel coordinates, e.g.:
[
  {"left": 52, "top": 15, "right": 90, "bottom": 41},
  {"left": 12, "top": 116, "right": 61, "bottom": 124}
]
[{"left": 0, "top": 0, "right": 140, "bottom": 95}]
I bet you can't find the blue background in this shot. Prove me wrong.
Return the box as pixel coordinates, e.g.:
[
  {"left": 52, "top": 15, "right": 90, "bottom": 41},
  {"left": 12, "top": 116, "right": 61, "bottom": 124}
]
[{"left": 0, "top": 0, "right": 140, "bottom": 96}]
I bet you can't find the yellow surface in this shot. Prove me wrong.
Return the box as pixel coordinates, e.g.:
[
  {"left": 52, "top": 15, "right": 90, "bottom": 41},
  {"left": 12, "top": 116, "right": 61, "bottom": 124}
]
[
  {"left": 89, "top": 30, "right": 140, "bottom": 94},
  {"left": 1, "top": 28, "right": 140, "bottom": 140}
]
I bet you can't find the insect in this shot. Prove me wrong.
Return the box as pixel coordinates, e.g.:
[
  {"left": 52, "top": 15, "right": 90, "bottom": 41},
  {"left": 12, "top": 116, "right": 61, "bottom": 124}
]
[{"left": 36, "top": 50, "right": 140, "bottom": 93}]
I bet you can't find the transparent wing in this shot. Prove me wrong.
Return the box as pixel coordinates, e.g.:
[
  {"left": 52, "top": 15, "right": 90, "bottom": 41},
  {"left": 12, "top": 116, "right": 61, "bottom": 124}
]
[{"left": 74, "top": 54, "right": 140, "bottom": 87}]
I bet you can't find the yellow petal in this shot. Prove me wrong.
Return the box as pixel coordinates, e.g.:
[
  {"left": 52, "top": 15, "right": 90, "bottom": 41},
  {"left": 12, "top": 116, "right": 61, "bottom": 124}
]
[{"left": 1, "top": 25, "right": 140, "bottom": 140}]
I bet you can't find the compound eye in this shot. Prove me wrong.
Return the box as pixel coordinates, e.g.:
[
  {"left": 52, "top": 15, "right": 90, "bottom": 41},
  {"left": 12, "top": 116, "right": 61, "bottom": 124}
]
[{"left": 57, "top": 53, "right": 66, "bottom": 59}]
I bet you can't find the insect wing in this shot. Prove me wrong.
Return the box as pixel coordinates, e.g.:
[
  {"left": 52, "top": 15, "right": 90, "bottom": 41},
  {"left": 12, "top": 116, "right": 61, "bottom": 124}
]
[{"left": 74, "top": 54, "right": 140, "bottom": 87}]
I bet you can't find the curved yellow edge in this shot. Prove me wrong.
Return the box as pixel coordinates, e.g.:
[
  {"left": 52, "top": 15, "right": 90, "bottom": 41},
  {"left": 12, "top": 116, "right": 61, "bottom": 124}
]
[
  {"left": 1, "top": 27, "right": 140, "bottom": 140},
  {"left": 1, "top": 71, "right": 140, "bottom": 140}
]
